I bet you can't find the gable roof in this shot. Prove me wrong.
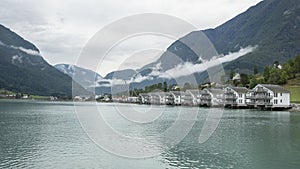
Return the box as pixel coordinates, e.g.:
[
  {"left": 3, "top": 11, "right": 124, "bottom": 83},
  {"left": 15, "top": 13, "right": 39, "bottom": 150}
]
[
  {"left": 187, "top": 89, "right": 202, "bottom": 96},
  {"left": 260, "top": 84, "right": 290, "bottom": 93},
  {"left": 230, "top": 86, "right": 249, "bottom": 93},
  {"left": 205, "top": 88, "right": 224, "bottom": 97}
]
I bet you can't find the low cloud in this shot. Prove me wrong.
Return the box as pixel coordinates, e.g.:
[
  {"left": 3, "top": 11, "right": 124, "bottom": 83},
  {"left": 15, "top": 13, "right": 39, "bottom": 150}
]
[
  {"left": 96, "top": 45, "right": 257, "bottom": 87},
  {"left": 11, "top": 46, "right": 41, "bottom": 56},
  {"left": 159, "top": 45, "right": 257, "bottom": 79}
]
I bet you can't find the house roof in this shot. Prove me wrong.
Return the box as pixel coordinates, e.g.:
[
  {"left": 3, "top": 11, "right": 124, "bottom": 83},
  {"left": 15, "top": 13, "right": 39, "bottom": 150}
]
[
  {"left": 149, "top": 92, "right": 166, "bottom": 97},
  {"left": 187, "top": 89, "right": 202, "bottom": 96},
  {"left": 205, "top": 88, "right": 224, "bottom": 97},
  {"left": 230, "top": 87, "right": 249, "bottom": 93},
  {"left": 170, "top": 91, "right": 186, "bottom": 96},
  {"left": 260, "top": 84, "right": 290, "bottom": 93}
]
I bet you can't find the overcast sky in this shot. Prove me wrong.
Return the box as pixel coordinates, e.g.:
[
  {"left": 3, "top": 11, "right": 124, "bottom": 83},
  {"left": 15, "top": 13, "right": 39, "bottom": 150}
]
[{"left": 0, "top": 0, "right": 261, "bottom": 76}]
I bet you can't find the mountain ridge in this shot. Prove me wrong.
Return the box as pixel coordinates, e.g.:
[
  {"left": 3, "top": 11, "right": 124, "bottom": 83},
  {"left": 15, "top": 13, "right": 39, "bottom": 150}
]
[{"left": 0, "top": 24, "right": 79, "bottom": 96}]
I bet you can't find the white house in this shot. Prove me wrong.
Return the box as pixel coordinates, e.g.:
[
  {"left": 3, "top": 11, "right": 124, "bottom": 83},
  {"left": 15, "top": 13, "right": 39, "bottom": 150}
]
[
  {"left": 139, "top": 93, "right": 151, "bottom": 104},
  {"left": 249, "top": 84, "right": 290, "bottom": 109},
  {"left": 180, "top": 91, "right": 194, "bottom": 106},
  {"left": 224, "top": 86, "right": 249, "bottom": 108},
  {"left": 157, "top": 92, "right": 167, "bottom": 105},
  {"left": 148, "top": 92, "right": 160, "bottom": 105},
  {"left": 168, "top": 91, "right": 182, "bottom": 105},
  {"left": 148, "top": 92, "right": 166, "bottom": 105},
  {"left": 186, "top": 89, "right": 202, "bottom": 106},
  {"left": 200, "top": 88, "right": 224, "bottom": 107}
]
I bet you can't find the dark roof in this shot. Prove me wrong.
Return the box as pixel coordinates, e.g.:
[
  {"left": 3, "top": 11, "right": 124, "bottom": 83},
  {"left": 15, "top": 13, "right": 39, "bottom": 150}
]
[
  {"left": 206, "top": 88, "right": 224, "bottom": 95},
  {"left": 187, "top": 90, "right": 202, "bottom": 95},
  {"left": 260, "top": 84, "right": 290, "bottom": 93},
  {"left": 139, "top": 93, "right": 150, "bottom": 97},
  {"left": 230, "top": 87, "right": 249, "bottom": 93},
  {"left": 170, "top": 91, "right": 186, "bottom": 96},
  {"left": 205, "top": 88, "right": 224, "bottom": 97}
]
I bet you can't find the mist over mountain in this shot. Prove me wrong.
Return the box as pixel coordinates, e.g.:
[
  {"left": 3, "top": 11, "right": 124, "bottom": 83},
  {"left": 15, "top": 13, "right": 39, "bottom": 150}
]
[
  {"left": 94, "top": 0, "right": 300, "bottom": 94},
  {"left": 2, "top": 0, "right": 299, "bottom": 96}
]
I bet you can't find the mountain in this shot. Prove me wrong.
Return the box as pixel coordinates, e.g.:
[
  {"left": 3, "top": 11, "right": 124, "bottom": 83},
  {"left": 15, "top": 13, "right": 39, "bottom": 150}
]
[
  {"left": 55, "top": 64, "right": 102, "bottom": 90},
  {"left": 96, "top": 0, "right": 300, "bottom": 94},
  {"left": 196, "top": 0, "right": 300, "bottom": 72},
  {"left": 0, "top": 24, "right": 77, "bottom": 96}
]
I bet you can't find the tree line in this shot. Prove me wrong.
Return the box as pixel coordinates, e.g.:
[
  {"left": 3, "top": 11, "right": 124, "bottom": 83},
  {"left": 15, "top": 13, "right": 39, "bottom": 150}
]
[{"left": 230, "top": 53, "right": 300, "bottom": 88}]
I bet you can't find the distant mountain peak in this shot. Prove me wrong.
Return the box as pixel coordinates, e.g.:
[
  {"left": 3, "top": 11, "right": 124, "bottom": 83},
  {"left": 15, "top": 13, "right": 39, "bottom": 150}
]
[{"left": 55, "top": 64, "right": 102, "bottom": 90}]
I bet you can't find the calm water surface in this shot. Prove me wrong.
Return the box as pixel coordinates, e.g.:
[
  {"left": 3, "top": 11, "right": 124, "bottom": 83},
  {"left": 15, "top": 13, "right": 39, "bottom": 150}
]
[{"left": 0, "top": 100, "right": 300, "bottom": 169}]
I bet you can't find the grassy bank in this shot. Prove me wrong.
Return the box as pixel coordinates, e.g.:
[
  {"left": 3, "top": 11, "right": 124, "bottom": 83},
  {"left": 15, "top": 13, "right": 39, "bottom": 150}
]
[{"left": 284, "top": 77, "right": 300, "bottom": 103}]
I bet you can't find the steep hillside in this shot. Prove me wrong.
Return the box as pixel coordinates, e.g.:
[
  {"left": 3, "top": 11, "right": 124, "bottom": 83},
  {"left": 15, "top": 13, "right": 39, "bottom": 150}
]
[{"left": 0, "top": 24, "right": 74, "bottom": 96}]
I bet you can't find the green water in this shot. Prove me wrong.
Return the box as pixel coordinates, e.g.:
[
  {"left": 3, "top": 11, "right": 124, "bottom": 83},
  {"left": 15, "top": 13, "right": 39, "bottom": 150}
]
[{"left": 0, "top": 100, "right": 300, "bottom": 169}]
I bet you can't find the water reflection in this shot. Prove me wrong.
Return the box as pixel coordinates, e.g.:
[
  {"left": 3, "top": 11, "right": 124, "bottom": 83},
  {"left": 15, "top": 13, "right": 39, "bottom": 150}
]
[{"left": 0, "top": 100, "right": 300, "bottom": 169}]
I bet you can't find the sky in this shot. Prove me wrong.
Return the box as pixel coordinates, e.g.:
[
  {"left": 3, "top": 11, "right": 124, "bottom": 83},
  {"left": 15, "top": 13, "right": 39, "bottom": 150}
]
[{"left": 0, "top": 0, "right": 262, "bottom": 76}]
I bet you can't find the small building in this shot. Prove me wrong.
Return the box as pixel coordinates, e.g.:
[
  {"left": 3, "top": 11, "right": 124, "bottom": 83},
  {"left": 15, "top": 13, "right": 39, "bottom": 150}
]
[
  {"left": 181, "top": 91, "right": 194, "bottom": 106},
  {"left": 247, "top": 84, "right": 291, "bottom": 109},
  {"left": 186, "top": 90, "right": 202, "bottom": 106},
  {"left": 139, "top": 93, "right": 151, "bottom": 104},
  {"left": 127, "top": 96, "right": 139, "bottom": 103},
  {"left": 200, "top": 88, "right": 224, "bottom": 107},
  {"left": 157, "top": 92, "right": 167, "bottom": 105},
  {"left": 224, "top": 86, "right": 249, "bottom": 108},
  {"left": 148, "top": 92, "right": 160, "bottom": 105},
  {"left": 148, "top": 92, "right": 167, "bottom": 105},
  {"left": 168, "top": 91, "right": 182, "bottom": 106},
  {"left": 200, "top": 89, "right": 212, "bottom": 107},
  {"left": 165, "top": 92, "right": 175, "bottom": 105}
]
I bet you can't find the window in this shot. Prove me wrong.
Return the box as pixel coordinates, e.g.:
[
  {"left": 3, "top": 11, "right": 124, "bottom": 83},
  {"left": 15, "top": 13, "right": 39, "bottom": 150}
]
[
  {"left": 239, "top": 100, "right": 242, "bottom": 104},
  {"left": 274, "top": 93, "right": 278, "bottom": 97},
  {"left": 274, "top": 100, "right": 278, "bottom": 104},
  {"left": 280, "top": 93, "right": 282, "bottom": 96},
  {"left": 280, "top": 100, "right": 282, "bottom": 103},
  {"left": 239, "top": 94, "right": 242, "bottom": 98}
]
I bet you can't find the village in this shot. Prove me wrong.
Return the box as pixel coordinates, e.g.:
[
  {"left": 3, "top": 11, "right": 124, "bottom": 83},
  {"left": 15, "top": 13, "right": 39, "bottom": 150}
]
[{"left": 112, "top": 84, "right": 292, "bottom": 110}]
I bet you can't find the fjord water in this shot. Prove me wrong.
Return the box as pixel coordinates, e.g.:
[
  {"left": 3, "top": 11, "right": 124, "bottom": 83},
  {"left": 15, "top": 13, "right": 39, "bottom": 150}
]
[{"left": 0, "top": 100, "right": 300, "bottom": 169}]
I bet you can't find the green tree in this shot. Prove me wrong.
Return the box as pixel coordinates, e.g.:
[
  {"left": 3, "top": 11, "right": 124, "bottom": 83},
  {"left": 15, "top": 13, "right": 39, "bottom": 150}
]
[
  {"left": 279, "top": 70, "right": 288, "bottom": 85},
  {"left": 295, "top": 54, "right": 300, "bottom": 73},
  {"left": 263, "top": 66, "right": 271, "bottom": 82},
  {"left": 282, "top": 62, "right": 293, "bottom": 79},
  {"left": 240, "top": 73, "right": 249, "bottom": 87},
  {"left": 253, "top": 65, "right": 258, "bottom": 75},
  {"left": 163, "top": 81, "right": 168, "bottom": 92},
  {"left": 249, "top": 76, "right": 257, "bottom": 89}
]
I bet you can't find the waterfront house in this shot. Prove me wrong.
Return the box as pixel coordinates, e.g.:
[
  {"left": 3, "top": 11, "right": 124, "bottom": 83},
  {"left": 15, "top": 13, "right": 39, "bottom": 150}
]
[
  {"left": 186, "top": 90, "right": 202, "bottom": 106},
  {"left": 168, "top": 91, "right": 182, "bottom": 105},
  {"left": 127, "top": 96, "right": 139, "bottom": 103},
  {"left": 148, "top": 92, "right": 166, "bottom": 105},
  {"left": 139, "top": 93, "right": 151, "bottom": 104},
  {"left": 157, "top": 92, "right": 167, "bottom": 105},
  {"left": 200, "top": 88, "right": 224, "bottom": 107},
  {"left": 200, "top": 89, "right": 212, "bottom": 107},
  {"left": 247, "top": 84, "right": 290, "bottom": 109},
  {"left": 224, "top": 86, "right": 249, "bottom": 108},
  {"left": 149, "top": 92, "right": 160, "bottom": 105},
  {"left": 180, "top": 91, "right": 194, "bottom": 106},
  {"left": 165, "top": 92, "right": 174, "bottom": 105}
]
